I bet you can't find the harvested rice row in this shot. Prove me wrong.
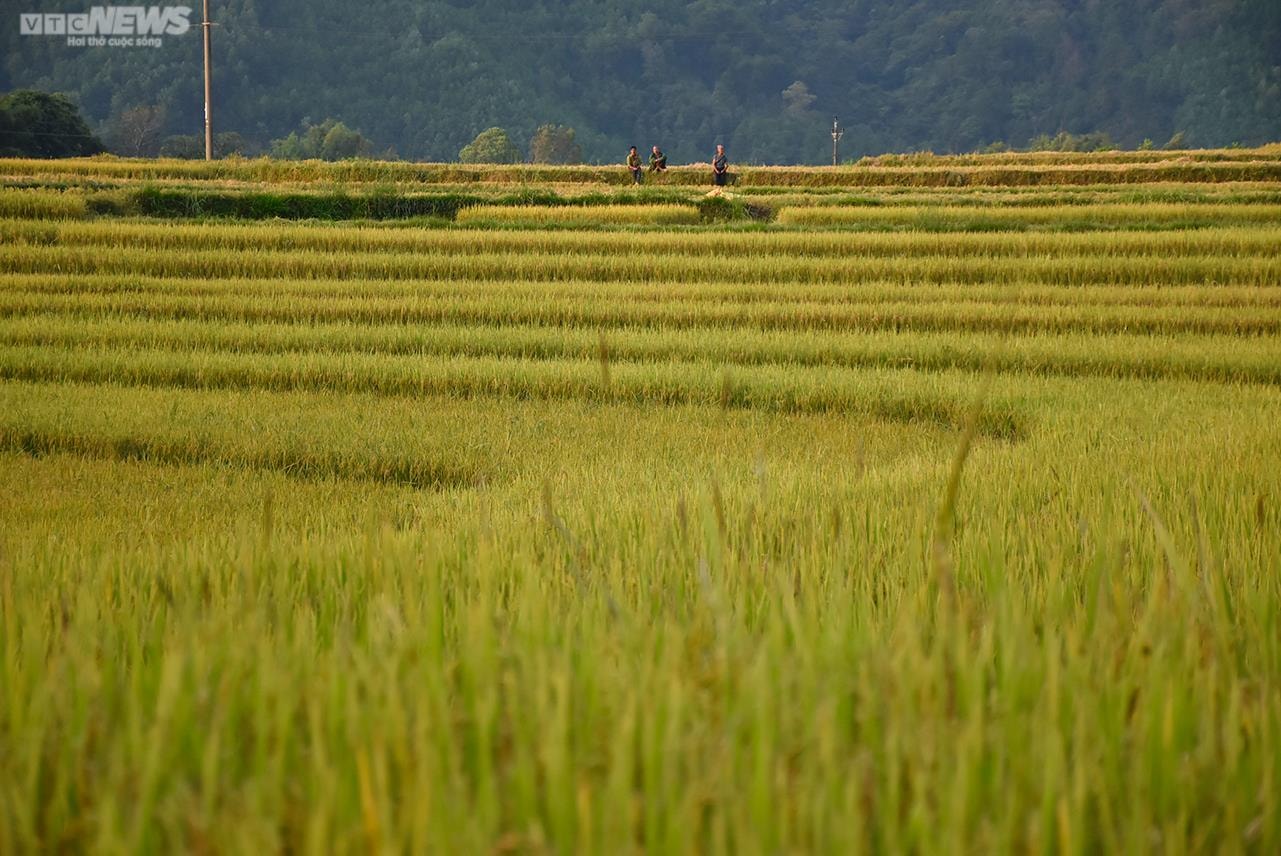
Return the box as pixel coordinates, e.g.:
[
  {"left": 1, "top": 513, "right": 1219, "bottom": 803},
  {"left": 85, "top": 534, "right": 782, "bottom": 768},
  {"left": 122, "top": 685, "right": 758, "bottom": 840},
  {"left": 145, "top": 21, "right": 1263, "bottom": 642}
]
[
  {"left": 754, "top": 185, "right": 1281, "bottom": 209},
  {"left": 11, "top": 181, "right": 1281, "bottom": 214},
  {"left": 6, "top": 245, "right": 1280, "bottom": 286},
  {"left": 773, "top": 204, "right": 1281, "bottom": 229},
  {"left": 0, "top": 383, "right": 481, "bottom": 489},
  {"left": 5, "top": 272, "right": 1279, "bottom": 310},
  {"left": 2, "top": 289, "right": 1276, "bottom": 337},
  {"left": 8, "top": 218, "right": 1281, "bottom": 259},
  {"left": 0, "top": 343, "right": 1028, "bottom": 438},
  {"left": 4, "top": 314, "right": 1277, "bottom": 386},
  {"left": 2, "top": 155, "right": 1279, "bottom": 186},
  {"left": 0, "top": 189, "right": 89, "bottom": 220},
  {"left": 455, "top": 204, "right": 700, "bottom": 226}
]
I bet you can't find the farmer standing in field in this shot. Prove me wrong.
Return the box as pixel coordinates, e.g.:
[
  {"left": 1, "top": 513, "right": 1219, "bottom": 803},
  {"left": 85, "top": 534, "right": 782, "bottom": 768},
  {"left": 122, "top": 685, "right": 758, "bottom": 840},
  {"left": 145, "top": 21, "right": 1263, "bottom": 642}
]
[
  {"left": 712, "top": 144, "right": 729, "bottom": 186},
  {"left": 649, "top": 145, "right": 668, "bottom": 173},
  {"left": 627, "top": 146, "right": 643, "bottom": 183}
]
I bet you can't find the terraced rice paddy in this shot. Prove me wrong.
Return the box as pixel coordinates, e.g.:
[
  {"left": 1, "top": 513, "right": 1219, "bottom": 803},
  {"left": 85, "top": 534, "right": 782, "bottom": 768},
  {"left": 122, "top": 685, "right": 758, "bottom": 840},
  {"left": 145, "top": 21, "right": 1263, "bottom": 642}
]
[{"left": 2, "top": 150, "right": 1280, "bottom": 853}]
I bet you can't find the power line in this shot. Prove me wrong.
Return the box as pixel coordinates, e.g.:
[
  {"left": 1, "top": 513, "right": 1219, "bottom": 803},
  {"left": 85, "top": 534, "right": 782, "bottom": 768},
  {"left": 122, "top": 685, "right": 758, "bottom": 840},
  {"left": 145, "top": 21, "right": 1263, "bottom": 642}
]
[
  {"left": 154, "top": 15, "right": 829, "bottom": 44},
  {"left": 0, "top": 129, "right": 104, "bottom": 140}
]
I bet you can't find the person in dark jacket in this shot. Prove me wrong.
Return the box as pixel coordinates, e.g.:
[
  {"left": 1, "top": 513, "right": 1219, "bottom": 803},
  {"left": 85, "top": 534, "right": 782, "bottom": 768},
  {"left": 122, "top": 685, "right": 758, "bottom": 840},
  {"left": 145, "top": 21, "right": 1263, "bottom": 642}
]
[
  {"left": 627, "top": 146, "right": 643, "bottom": 183},
  {"left": 712, "top": 144, "right": 729, "bottom": 186},
  {"left": 649, "top": 145, "right": 667, "bottom": 172}
]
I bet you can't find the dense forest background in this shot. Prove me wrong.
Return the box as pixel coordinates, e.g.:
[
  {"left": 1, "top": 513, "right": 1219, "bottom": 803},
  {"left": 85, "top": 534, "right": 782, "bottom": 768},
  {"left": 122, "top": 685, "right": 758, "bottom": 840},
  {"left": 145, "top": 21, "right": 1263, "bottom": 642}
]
[{"left": 3, "top": 0, "right": 1279, "bottom": 163}]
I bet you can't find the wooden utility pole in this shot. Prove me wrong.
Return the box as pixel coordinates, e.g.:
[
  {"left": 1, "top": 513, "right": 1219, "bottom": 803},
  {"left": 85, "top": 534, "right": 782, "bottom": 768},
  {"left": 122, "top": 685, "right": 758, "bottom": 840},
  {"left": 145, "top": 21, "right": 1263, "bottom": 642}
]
[
  {"left": 202, "top": 0, "right": 213, "bottom": 160},
  {"left": 831, "top": 117, "right": 844, "bottom": 167}
]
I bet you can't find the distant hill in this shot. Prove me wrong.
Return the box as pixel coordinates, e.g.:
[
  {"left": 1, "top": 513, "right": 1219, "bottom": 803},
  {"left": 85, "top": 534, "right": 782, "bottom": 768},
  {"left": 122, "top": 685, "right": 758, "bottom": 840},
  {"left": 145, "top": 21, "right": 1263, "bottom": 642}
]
[{"left": 3, "top": 0, "right": 1278, "bottom": 163}]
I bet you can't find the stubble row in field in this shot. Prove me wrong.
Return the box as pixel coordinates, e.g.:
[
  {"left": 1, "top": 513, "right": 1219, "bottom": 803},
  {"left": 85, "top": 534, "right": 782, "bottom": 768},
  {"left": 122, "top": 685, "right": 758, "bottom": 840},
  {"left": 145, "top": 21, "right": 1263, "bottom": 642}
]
[
  {"left": 9, "top": 215, "right": 1281, "bottom": 255},
  {"left": 6, "top": 279, "right": 1278, "bottom": 337},
  {"left": 6, "top": 246, "right": 1281, "bottom": 291},
  {"left": 3, "top": 313, "right": 1277, "bottom": 385},
  {"left": 3, "top": 149, "right": 1281, "bottom": 185}
]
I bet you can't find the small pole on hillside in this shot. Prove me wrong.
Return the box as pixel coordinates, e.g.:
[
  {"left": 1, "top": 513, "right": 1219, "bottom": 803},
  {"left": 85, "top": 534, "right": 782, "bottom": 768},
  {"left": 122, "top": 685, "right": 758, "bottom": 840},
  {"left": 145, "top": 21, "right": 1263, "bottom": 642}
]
[
  {"left": 831, "top": 117, "right": 843, "bottom": 167},
  {"left": 202, "top": 0, "right": 213, "bottom": 160}
]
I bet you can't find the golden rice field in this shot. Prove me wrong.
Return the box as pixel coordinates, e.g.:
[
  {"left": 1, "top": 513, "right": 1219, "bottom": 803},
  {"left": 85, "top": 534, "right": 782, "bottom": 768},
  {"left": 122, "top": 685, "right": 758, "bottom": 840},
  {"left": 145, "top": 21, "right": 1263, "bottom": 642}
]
[{"left": 1, "top": 149, "right": 1280, "bottom": 853}]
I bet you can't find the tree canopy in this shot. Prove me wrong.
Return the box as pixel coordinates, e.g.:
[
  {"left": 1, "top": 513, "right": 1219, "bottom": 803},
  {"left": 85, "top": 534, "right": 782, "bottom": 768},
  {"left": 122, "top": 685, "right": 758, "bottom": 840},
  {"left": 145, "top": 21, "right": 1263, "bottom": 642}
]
[
  {"left": 459, "top": 127, "right": 523, "bottom": 164},
  {"left": 269, "top": 118, "right": 376, "bottom": 161},
  {"left": 2, "top": 1, "right": 1277, "bottom": 163},
  {"left": 0, "top": 90, "right": 103, "bottom": 158}
]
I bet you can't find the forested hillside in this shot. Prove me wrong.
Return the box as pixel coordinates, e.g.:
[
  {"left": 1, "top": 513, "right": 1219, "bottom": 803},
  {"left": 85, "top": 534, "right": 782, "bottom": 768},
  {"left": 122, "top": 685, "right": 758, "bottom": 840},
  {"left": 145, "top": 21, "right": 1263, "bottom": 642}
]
[{"left": 3, "top": 0, "right": 1279, "bottom": 163}]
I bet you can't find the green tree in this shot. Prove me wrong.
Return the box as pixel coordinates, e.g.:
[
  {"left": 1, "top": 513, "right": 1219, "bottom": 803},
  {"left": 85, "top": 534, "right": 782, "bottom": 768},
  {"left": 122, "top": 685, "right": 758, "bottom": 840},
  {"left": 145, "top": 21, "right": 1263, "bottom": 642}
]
[
  {"left": 0, "top": 90, "right": 104, "bottom": 158},
  {"left": 269, "top": 131, "right": 308, "bottom": 160},
  {"left": 320, "top": 122, "right": 371, "bottom": 160},
  {"left": 529, "top": 124, "right": 583, "bottom": 164},
  {"left": 459, "top": 127, "right": 523, "bottom": 164},
  {"left": 270, "top": 118, "right": 374, "bottom": 160}
]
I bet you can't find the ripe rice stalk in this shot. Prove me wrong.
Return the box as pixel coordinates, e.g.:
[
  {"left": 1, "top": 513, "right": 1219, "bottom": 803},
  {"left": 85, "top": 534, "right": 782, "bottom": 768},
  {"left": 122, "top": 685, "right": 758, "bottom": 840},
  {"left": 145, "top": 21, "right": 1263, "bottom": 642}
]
[
  {"left": 4, "top": 314, "right": 1277, "bottom": 385},
  {"left": 0, "top": 343, "right": 1031, "bottom": 438},
  {"left": 456, "top": 204, "right": 700, "bottom": 226}
]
